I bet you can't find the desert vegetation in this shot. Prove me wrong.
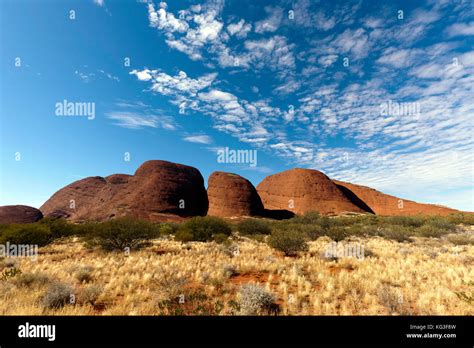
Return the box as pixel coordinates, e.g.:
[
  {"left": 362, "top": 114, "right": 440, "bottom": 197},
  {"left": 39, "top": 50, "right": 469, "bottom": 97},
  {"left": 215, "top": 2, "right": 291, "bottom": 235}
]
[{"left": 0, "top": 212, "right": 473, "bottom": 315}]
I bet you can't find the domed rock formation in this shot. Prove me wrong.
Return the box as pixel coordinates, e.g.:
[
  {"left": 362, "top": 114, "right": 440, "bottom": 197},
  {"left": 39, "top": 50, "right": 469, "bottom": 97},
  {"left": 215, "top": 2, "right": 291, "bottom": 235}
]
[
  {"left": 256, "top": 168, "right": 369, "bottom": 215},
  {"left": 333, "top": 180, "right": 459, "bottom": 216},
  {"left": 207, "top": 171, "right": 264, "bottom": 217},
  {"left": 0, "top": 205, "right": 43, "bottom": 224},
  {"left": 40, "top": 160, "right": 208, "bottom": 222}
]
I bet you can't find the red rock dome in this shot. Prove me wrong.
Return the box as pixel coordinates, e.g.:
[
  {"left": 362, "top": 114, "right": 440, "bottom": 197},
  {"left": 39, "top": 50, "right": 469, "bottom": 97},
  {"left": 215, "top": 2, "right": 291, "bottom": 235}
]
[
  {"left": 256, "top": 168, "right": 368, "bottom": 215},
  {"left": 40, "top": 160, "right": 208, "bottom": 222},
  {"left": 207, "top": 171, "right": 264, "bottom": 217}
]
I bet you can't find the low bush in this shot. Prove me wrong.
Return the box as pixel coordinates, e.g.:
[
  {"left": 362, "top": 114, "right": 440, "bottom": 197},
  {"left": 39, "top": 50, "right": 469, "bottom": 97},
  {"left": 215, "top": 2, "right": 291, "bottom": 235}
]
[
  {"left": 415, "top": 225, "right": 448, "bottom": 238},
  {"left": 38, "top": 218, "right": 76, "bottom": 239},
  {"left": 237, "top": 219, "right": 272, "bottom": 235},
  {"left": 447, "top": 234, "right": 474, "bottom": 246},
  {"left": 79, "top": 285, "right": 103, "bottom": 305},
  {"left": 75, "top": 266, "right": 94, "bottom": 283},
  {"left": 15, "top": 272, "right": 51, "bottom": 288},
  {"left": 268, "top": 229, "right": 308, "bottom": 256},
  {"left": 423, "top": 217, "right": 456, "bottom": 232},
  {"left": 0, "top": 224, "right": 53, "bottom": 246},
  {"left": 325, "top": 226, "right": 349, "bottom": 242},
  {"left": 446, "top": 213, "right": 474, "bottom": 225},
  {"left": 212, "top": 233, "right": 230, "bottom": 244},
  {"left": 238, "top": 284, "right": 276, "bottom": 315},
  {"left": 378, "top": 225, "right": 414, "bottom": 242},
  {"left": 384, "top": 216, "right": 425, "bottom": 228},
  {"left": 289, "top": 211, "right": 321, "bottom": 225},
  {"left": 158, "top": 222, "right": 179, "bottom": 235},
  {"left": 175, "top": 216, "right": 231, "bottom": 242},
  {"left": 41, "top": 282, "right": 75, "bottom": 309},
  {"left": 82, "top": 217, "right": 160, "bottom": 251}
]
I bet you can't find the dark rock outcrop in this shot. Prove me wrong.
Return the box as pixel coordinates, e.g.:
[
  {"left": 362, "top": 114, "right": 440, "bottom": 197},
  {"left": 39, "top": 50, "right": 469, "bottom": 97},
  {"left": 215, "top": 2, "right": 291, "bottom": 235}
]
[{"left": 0, "top": 205, "right": 43, "bottom": 224}]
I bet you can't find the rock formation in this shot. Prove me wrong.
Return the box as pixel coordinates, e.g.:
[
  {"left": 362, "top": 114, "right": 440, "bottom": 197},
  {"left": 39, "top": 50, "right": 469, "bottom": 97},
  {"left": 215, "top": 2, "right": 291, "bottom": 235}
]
[
  {"left": 256, "top": 168, "right": 369, "bottom": 215},
  {"left": 40, "top": 160, "right": 208, "bottom": 222},
  {"left": 333, "top": 180, "right": 459, "bottom": 216},
  {"left": 207, "top": 171, "right": 264, "bottom": 217},
  {"left": 0, "top": 205, "right": 43, "bottom": 224}
]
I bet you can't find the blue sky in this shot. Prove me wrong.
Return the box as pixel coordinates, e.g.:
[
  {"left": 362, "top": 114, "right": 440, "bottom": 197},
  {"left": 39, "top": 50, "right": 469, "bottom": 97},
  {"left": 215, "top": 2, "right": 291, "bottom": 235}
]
[{"left": 0, "top": 0, "right": 473, "bottom": 211}]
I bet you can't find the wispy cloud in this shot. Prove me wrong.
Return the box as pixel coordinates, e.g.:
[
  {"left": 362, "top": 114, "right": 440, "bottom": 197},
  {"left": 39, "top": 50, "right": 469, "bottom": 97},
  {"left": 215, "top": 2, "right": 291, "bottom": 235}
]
[
  {"left": 183, "top": 134, "right": 213, "bottom": 144},
  {"left": 106, "top": 101, "right": 177, "bottom": 130},
  {"left": 132, "top": 0, "right": 474, "bottom": 210}
]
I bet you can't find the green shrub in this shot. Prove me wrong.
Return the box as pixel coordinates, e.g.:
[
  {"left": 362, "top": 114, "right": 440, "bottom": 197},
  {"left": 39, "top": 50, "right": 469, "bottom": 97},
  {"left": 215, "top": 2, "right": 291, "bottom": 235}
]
[
  {"left": 213, "top": 233, "right": 230, "bottom": 244},
  {"left": 415, "top": 225, "right": 448, "bottom": 238},
  {"left": 38, "top": 218, "right": 76, "bottom": 239},
  {"left": 82, "top": 217, "right": 159, "bottom": 251},
  {"left": 174, "top": 228, "right": 194, "bottom": 242},
  {"left": 446, "top": 213, "right": 474, "bottom": 225},
  {"left": 175, "top": 216, "right": 231, "bottom": 242},
  {"left": 237, "top": 219, "right": 272, "bottom": 235},
  {"left": 385, "top": 216, "right": 425, "bottom": 228},
  {"left": 326, "top": 226, "right": 349, "bottom": 242},
  {"left": 159, "top": 222, "right": 179, "bottom": 235},
  {"left": 0, "top": 224, "right": 52, "bottom": 246},
  {"left": 423, "top": 217, "right": 456, "bottom": 232},
  {"left": 268, "top": 229, "right": 308, "bottom": 256},
  {"left": 289, "top": 211, "right": 321, "bottom": 224},
  {"left": 378, "top": 225, "right": 413, "bottom": 242}
]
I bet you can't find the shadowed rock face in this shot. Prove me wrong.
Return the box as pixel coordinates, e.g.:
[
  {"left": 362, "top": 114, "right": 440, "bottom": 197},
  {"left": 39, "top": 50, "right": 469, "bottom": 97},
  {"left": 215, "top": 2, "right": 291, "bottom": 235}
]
[
  {"left": 256, "top": 168, "right": 369, "bottom": 215},
  {"left": 207, "top": 171, "right": 264, "bottom": 217},
  {"left": 333, "top": 180, "right": 459, "bottom": 216},
  {"left": 40, "top": 160, "right": 208, "bottom": 222},
  {"left": 0, "top": 205, "right": 43, "bottom": 224}
]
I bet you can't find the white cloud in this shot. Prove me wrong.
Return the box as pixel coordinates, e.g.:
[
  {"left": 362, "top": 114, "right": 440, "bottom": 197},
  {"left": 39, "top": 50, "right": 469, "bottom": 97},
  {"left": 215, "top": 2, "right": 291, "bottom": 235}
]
[
  {"left": 148, "top": 2, "right": 188, "bottom": 33},
  {"left": 314, "top": 11, "right": 336, "bottom": 31},
  {"left": 446, "top": 21, "right": 474, "bottom": 37},
  {"left": 244, "top": 36, "right": 295, "bottom": 71},
  {"left": 131, "top": 69, "right": 153, "bottom": 81},
  {"left": 183, "top": 134, "right": 213, "bottom": 144},
  {"left": 74, "top": 70, "right": 94, "bottom": 83},
  {"left": 319, "top": 54, "right": 338, "bottom": 67},
  {"left": 130, "top": 69, "right": 217, "bottom": 96},
  {"left": 132, "top": 1, "right": 474, "bottom": 211},
  {"left": 377, "top": 48, "right": 421, "bottom": 68},
  {"left": 198, "top": 89, "right": 236, "bottom": 102},
  {"left": 227, "top": 19, "right": 252, "bottom": 38},
  {"left": 254, "top": 6, "right": 283, "bottom": 33},
  {"left": 106, "top": 111, "right": 176, "bottom": 130},
  {"left": 93, "top": 0, "right": 104, "bottom": 6}
]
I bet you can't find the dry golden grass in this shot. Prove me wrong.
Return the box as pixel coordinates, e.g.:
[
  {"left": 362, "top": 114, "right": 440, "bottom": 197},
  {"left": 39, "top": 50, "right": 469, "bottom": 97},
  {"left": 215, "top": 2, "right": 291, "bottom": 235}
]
[{"left": 0, "top": 231, "right": 472, "bottom": 315}]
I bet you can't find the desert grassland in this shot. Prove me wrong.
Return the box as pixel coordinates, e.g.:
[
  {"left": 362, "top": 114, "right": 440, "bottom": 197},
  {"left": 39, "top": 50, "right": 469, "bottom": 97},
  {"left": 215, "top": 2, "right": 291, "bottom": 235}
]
[{"left": 0, "top": 229, "right": 473, "bottom": 315}]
